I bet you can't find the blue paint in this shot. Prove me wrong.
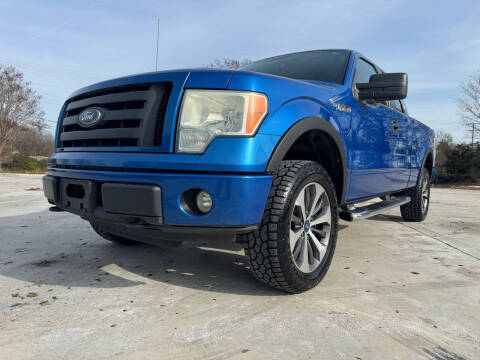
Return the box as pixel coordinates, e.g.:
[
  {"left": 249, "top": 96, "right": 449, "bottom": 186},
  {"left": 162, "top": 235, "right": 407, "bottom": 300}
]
[
  {"left": 49, "top": 49, "right": 435, "bottom": 227},
  {"left": 185, "top": 70, "right": 232, "bottom": 89},
  {"left": 47, "top": 167, "right": 272, "bottom": 226},
  {"left": 50, "top": 134, "right": 280, "bottom": 173}
]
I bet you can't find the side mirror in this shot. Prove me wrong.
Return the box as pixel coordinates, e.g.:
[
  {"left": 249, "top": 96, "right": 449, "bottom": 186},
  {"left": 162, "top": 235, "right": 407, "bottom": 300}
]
[{"left": 356, "top": 73, "right": 408, "bottom": 102}]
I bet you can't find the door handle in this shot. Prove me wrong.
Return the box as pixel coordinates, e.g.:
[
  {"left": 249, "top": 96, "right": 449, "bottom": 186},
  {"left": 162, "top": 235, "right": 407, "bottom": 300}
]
[{"left": 392, "top": 120, "right": 399, "bottom": 135}]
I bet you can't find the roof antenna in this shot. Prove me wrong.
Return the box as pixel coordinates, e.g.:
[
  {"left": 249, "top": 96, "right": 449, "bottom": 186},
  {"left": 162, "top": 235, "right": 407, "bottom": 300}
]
[{"left": 155, "top": 18, "right": 160, "bottom": 71}]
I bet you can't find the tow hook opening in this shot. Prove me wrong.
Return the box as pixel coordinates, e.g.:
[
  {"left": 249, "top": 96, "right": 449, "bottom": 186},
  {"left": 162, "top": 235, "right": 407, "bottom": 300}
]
[{"left": 66, "top": 184, "right": 85, "bottom": 199}]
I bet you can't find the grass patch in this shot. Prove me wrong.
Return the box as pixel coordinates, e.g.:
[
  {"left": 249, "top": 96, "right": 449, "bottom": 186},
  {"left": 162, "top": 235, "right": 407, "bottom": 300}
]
[{"left": 1, "top": 154, "right": 47, "bottom": 174}]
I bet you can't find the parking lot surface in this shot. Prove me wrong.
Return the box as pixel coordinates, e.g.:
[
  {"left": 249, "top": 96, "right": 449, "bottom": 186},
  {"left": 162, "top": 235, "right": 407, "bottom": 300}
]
[{"left": 0, "top": 173, "right": 479, "bottom": 359}]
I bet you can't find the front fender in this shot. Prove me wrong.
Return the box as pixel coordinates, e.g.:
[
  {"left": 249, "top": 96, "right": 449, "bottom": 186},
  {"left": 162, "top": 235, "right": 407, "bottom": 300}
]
[
  {"left": 259, "top": 97, "right": 338, "bottom": 135},
  {"left": 258, "top": 92, "right": 346, "bottom": 139},
  {"left": 264, "top": 116, "right": 348, "bottom": 203},
  {"left": 256, "top": 98, "right": 347, "bottom": 203}
]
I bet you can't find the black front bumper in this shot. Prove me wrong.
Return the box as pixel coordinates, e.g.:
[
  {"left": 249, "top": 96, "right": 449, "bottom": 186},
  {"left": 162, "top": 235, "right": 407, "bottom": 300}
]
[
  {"left": 43, "top": 175, "right": 257, "bottom": 243},
  {"left": 43, "top": 175, "right": 163, "bottom": 225}
]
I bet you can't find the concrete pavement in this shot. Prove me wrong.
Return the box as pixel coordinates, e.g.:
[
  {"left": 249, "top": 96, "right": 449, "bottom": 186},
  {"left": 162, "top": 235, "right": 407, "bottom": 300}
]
[{"left": 0, "top": 173, "right": 479, "bottom": 359}]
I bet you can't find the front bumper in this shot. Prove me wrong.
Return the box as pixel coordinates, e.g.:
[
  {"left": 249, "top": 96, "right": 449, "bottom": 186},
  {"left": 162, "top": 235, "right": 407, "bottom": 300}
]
[{"left": 44, "top": 167, "right": 272, "bottom": 229}]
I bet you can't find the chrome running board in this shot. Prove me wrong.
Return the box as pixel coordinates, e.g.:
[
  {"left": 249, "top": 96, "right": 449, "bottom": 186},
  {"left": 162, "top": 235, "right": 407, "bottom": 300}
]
[{"left": 339, "top": 195, "right": 411, "bottom": 222}]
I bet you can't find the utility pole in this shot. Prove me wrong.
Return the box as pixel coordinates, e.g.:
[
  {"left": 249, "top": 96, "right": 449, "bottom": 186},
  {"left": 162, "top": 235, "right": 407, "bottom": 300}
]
[
  {"left": 473, "top": 123, "right": 475, "bottom": 150},
  {"left": 155, "top": 18, "right": 160, "bottom": 71}
]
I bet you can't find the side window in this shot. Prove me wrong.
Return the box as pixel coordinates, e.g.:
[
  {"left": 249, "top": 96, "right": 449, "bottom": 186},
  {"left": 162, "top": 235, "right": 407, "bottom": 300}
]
[{"left": 353, "top": 58, "right": 377, "bottom": 85}]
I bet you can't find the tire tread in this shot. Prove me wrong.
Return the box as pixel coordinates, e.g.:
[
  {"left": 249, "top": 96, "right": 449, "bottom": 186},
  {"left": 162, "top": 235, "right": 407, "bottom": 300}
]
[
  {"left": 400, "top": 167, "right": 430, "bottom": 222},
  {"left": 239, "top": 160, "right": 338, "bottom": 293}
]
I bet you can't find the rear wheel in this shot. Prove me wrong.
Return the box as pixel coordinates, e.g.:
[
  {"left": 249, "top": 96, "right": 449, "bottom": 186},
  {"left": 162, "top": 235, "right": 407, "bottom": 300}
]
[
  {"left": 239, "top": 160, "right": 338, "bottom": 293},
  {"left": 400, "top": 167, "right": 430, "bottom": 222}
]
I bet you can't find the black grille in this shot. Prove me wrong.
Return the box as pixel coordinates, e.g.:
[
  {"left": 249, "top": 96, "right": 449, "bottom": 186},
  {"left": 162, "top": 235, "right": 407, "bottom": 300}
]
[
  {"left": 154, "top": 83, "right": 172, "bottom": 146},
  {"left": 58, "top": 83, "right": 171, "bottom": 149}
]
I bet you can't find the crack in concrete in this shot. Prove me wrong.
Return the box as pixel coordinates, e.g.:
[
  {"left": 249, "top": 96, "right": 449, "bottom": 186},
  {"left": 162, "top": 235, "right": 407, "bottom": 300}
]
[{"left": 393, "top": 220, "right": 480, "bottom": 262}]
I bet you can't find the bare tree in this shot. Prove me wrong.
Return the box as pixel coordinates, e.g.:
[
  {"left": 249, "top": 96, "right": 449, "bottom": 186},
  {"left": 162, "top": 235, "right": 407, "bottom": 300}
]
[
  {"left": 435, "top": 130, "right": 454, "bottom": 173},
  {"left": 436, "top": 130, "right": 454, "bottom": 144},
  {"left": 12, "top": 128, "right": 54, "bottom": 156},
  {"left": 457, "top": 71, "right": 480, "bottom": 147},
  {"left": 207, "top": 58, "right": 253, "bottom": 69},
  {"left": 0, "top": 65, "right": 45, "bottom": 155}
]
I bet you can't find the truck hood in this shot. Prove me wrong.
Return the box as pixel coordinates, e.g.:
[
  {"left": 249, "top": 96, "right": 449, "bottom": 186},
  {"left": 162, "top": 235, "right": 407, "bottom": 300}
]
[
  {"left": 68, "top": 69, "right": 236, "bottom": 100},
  {"left": 67, "top": 68, "right": 339, "bottom": 100}
]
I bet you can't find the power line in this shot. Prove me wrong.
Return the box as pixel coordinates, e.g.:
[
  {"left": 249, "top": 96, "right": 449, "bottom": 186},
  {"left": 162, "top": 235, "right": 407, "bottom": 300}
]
[
  {"left": 42, "top": 92, "right": 67, "bottom": 100},
  {"left": 43, "top": 119, "right": 59, "bottom": 129},
  {"left": 0, "top": 56, "right": 108, "bottom": 80},
  {"left": 25, "top": 80, "right": 75, "bottom": 91},
  {"left": 41, "top": 100, "right": 64, "bottom": 107}
]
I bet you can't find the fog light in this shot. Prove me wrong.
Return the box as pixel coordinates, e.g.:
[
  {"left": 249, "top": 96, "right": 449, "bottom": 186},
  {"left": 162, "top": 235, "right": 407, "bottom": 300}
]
[{"left": 196, "top": 190, "right": 212, "bottom": 213}]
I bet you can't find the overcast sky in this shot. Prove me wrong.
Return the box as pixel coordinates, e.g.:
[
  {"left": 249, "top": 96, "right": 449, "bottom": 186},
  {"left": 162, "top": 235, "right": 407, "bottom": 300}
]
[{"left": 1, "top": 0, "right": 479, "bottom": 141}]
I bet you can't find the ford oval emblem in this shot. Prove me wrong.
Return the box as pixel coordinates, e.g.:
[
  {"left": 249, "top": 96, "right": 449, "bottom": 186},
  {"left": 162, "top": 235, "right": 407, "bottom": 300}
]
[{"left": 77, "top": 107, "right": 104, "bottom": 128}]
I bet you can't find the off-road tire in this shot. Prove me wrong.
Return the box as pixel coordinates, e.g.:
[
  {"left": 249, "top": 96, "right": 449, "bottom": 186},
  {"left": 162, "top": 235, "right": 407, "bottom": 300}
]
[
  {"left": 400, "top": 167, "right": 430, "bottom": 222},
  {"left": 239, "top": 160, "right": 338, "bottom": 293},
  {"left": 90, "top": 220, "right": 140, "bottom": 246}
]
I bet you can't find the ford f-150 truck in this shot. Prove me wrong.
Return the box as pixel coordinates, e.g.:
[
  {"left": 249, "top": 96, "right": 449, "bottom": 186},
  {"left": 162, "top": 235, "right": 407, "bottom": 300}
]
[{"left": 43, "top": 49, "right": 435, "bottom": 293}]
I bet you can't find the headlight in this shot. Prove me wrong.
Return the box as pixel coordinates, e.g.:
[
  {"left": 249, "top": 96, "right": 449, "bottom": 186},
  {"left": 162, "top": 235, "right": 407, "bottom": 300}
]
[{"left": 176, "top": 90, "right": 268, "bottom": 153}]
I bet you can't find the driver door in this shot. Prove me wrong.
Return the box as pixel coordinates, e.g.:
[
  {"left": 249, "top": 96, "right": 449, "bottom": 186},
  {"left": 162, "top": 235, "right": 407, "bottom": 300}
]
[{"left": 346, "top": 58, "right": 404, "bottom": 201}]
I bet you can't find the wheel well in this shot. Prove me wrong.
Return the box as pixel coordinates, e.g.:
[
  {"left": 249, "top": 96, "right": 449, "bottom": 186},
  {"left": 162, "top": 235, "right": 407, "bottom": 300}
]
[
  {"left": 282, "top": 130, "right": 344, "bottom": 202},
  {"left": 424, "top": 152, "right": 433, "bottom": 176}
]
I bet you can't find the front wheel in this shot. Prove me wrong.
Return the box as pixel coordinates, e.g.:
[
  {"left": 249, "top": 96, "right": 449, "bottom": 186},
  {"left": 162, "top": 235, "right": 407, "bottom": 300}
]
[{"left": 239, "top": 160, "right": 338, "bottom": 293}]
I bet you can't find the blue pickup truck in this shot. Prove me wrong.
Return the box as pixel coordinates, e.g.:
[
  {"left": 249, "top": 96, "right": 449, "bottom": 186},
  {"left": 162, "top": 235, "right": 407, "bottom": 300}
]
[{"left": 43, "top": 49, "right": 435, "bottom": 293}]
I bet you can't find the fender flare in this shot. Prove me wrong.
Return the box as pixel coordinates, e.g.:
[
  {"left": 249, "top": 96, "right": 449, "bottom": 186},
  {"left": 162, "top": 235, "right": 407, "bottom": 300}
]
[
  {"left": 421, "top": 148, "right": 433, "bottom": 170},
  {"left": 265, "top": 116, "right": 348, "bottom": 204},
  {"left": 417, "top": 148, "right": 434, "bottom": 184}
]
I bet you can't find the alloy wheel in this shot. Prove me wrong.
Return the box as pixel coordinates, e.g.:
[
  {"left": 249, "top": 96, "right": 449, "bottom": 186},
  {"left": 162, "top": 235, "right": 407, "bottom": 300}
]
[
  {"left": 289, "top": 182, "right": 332, "bottom": 273},
  {"left": 421, "top": 177, "right": 429, "bottom": 213}
]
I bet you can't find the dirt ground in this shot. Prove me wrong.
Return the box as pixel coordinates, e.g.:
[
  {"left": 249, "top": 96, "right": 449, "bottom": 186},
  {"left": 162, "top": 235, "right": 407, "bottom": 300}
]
[{"left": 0, "top": 173, "right": 479, "bottom": 359}]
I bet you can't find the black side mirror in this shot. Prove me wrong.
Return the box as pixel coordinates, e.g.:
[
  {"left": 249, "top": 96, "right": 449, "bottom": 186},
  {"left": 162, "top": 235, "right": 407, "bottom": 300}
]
[{"left": 356, "top": 73, "right": 408, "bottom": 102}]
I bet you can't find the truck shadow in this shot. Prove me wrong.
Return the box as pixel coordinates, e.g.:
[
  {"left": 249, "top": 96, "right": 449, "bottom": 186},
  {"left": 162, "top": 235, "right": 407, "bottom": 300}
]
[
  {"left": 0, "top": 210, "right": 283, "bottom": 296},
  {"left": 122, "top": 241, "right": 284, "bottom": 296},
  {"left": 367, "top": 214, "right": 403, "bottom": 222}
]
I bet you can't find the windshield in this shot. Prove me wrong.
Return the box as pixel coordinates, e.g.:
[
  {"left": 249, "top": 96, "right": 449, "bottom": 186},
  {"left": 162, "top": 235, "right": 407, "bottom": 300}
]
[{"left": 240, "top": 50, "right": 350, "bottom": 84}]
